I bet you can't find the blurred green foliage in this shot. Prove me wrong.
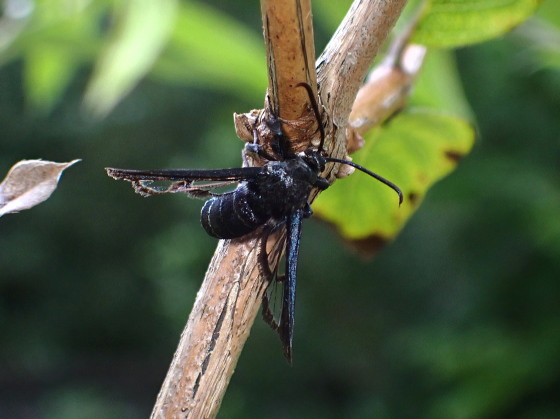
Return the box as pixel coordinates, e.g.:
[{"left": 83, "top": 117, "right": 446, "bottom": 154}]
[
  {"left": 413, "top": 0, "right": 544, "bottom": 48},
  {"left": 1, "top": 0, "right": 560, "bottom": 418}
]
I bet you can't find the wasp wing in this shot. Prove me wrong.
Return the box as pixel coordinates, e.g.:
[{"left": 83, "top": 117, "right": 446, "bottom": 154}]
[
  {"left": 279, "top": 209, "right": 304, "bottom": 364},
  {"left": 260, "top": 209, "right": 304, "bottom": 364},
  {"left": 106, "top": 167, "right": 266, "bottom": 182},
  {"left": 106, "top": 167, "right": 267, "bottom": 198},
  {"left": 261, "top": 225, "right": 287, "bottom": 332}
]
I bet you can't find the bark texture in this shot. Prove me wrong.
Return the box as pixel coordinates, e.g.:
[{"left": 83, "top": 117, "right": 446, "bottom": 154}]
[{"left": 151, "top": 1, "right": 408, "bottom": 418}]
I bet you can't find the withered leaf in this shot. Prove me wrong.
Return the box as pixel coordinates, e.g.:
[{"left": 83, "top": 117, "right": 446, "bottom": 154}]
[{"left": 0, "top": 159, "right": 81, "bottom": 217}]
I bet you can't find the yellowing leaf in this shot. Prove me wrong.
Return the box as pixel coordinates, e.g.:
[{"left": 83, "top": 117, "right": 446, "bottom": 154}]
[
  {"left": 0, "top": 159, "right": 80, "bottom": 217},
  {"left": 313, "top": 111, "right": 475, "bottom": 251},
  {"left": 314, "top": 48, "right": 474, "bottom": 255}
]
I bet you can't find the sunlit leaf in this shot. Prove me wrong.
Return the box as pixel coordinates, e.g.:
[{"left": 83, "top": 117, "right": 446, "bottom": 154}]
[
  {"left": 0, "top": 159, "right": 80, "bottom": 217},
  {"left": 314, "top": 111, "right": 474, "bottom": 252},
  {"left": 314, "top": 50, "right": 475, "bottom": 254},
  {"left": 84, "top": 0, "right": 178, "bottom": 116},
  {"left": 413, "top": 0, "right": 544, "bottom": 48}
]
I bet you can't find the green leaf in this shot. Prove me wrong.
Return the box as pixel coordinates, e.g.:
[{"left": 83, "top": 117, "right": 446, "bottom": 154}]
[
  {"left": 413, "top": 0, "right": 544, "bottom": 48},
  {"left": 314, "top": 111, "right": 475, "bottom": 245},
  {"left": 412, "top": 49, "right": 474, "bottom": 121},
  {"left": 514, "top": 1, "right": 560, "bottom": 71},
  {"left": 153, "top": 1, "right": 267, "bottom": 101},
  {"left": 314, "top": 50, "right": 475, "bottom": 250},
  {"left": 3, "top": 1, "right": 102, "bottom": 111},
  {"left": 84, "top": 0, "right": 178, "bottom": 116},
  {"left": 537, "top": 0, "right": 560, "bottom": 28}
]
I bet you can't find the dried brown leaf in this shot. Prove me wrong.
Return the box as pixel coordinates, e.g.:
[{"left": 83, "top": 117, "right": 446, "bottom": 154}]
[{"left": 0, "top": 159, "right": 81, "bottom": 217}]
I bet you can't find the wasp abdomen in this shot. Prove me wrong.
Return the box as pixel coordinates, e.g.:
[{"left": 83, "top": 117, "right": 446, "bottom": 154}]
[{"left": 201, "top": 183, "right": 268, "bottom": 239}]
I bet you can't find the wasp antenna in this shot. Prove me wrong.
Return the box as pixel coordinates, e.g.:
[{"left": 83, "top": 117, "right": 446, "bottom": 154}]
[
  {"left": 325, "top": 157, "right": 404, "bottom": 206},
  {"left": 295, "top": 82, "right": 325, "bottom": 153}
]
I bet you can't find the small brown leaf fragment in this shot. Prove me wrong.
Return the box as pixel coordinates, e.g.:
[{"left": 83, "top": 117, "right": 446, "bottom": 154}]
[
  {"left": 444, "top": 149, "right": 463, "bottom": 163},
  {"left": 347, "top": 8, "right": 428, "bottom": 146},
  {"left": 407, "top": 191, "right": 420, "bottom": 207},
  {"left": 233, "top": 110, "right": 261, "bottom": 144},
  {"left": 348, "top": 234, "right": 389, "bottom": 259},
  {"left": 349, "top": 44, "right": 427, "bottom": 136},
  {"left": 0, "top": 159, "right": 81, "bottom": 217}
]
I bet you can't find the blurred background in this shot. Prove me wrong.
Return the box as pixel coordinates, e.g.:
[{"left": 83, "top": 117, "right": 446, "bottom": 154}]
[{"left": 1, "top": 0, "right": 560, "bottom": 418}]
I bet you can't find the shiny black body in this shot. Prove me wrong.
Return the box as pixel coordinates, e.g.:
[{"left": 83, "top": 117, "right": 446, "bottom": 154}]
[
  {"left": 201, "top": 150, "right": 329, "bottom": 239},
  {"left": 106, "top": 83, "right": 402, "bottom": 363}
]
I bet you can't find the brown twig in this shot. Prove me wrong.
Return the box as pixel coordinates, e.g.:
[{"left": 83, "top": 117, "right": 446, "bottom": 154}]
[
  {"left": 261, "top": 0, "right": 317, "bottom": 119},
  {"left": 150, "top": 1, "right": 408, "bottom": 418},
  {"left": 316, "top": 0, "right": 409, "bottom": 181},
  {"left": 150, "top": 236, "right": 267, "bottom": 418},
  {"left": 348, "top": 7, "right": 427, "bottom": 146}
]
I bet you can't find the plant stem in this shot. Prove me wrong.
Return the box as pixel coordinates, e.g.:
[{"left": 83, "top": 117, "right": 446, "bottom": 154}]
[{"left": 150, "top": 1, "right": 407, "bottom": 418}]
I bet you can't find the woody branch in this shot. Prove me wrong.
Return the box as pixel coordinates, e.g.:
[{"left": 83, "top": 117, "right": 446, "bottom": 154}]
[{"left": 150, "top": 1, "right": 407, "bottom": 418}]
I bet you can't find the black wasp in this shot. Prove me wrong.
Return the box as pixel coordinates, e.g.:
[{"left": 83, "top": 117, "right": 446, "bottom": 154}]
[{"left": 106, "top": 83, "right": 403, "bottom": 363}]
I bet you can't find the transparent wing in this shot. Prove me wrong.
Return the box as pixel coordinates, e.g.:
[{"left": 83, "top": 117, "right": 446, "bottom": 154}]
[
  {"left": 260, "top": 209, "right": 304, "bottom": 364},
  {"left": 261, "top": 224, "right": 287, "bottom": 332}
]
